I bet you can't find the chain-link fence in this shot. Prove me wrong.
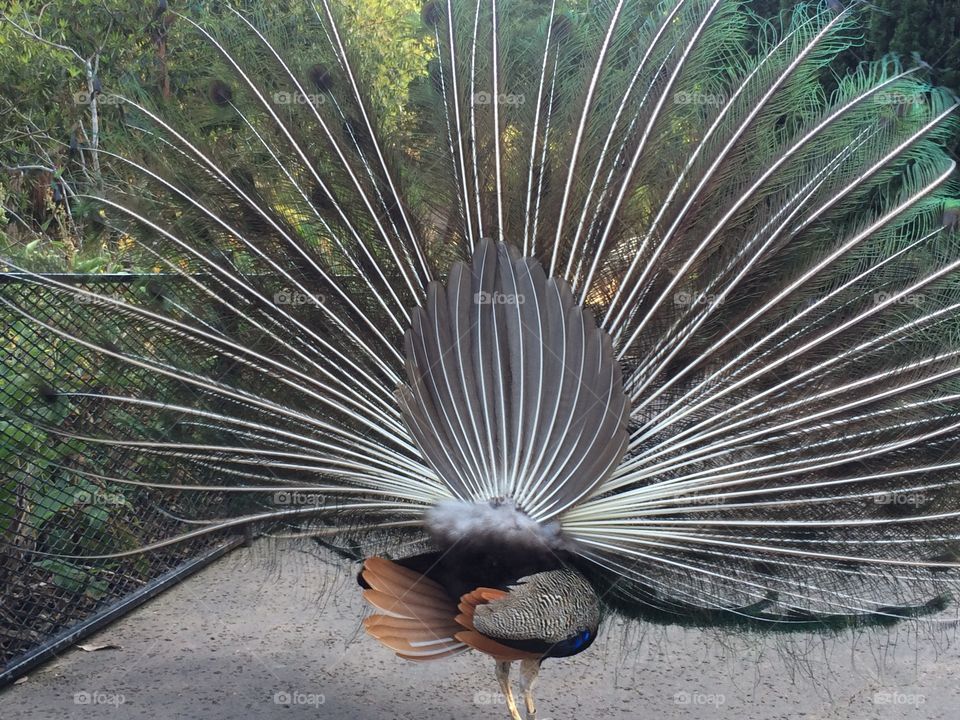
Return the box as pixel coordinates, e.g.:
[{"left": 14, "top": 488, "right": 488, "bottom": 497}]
[{"left": 0, "top": 274, "right": 243, "bottom": 686}]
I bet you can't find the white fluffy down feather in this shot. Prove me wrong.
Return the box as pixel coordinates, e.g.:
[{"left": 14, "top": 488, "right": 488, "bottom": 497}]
[{"left": 425, "top": 499, "right": 572, "bottom": 552}]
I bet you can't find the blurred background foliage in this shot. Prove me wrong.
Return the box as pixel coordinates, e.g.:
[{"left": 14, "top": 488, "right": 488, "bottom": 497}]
[
  {"left": 2, "top": 1, "right": 958, "bottom": 269},
  {"left": 751, "top": 1, "right": 959, "bottom": 90},
  {"left": 0, "top": 0, "right": 432, "bottom": 270},
  {"left": 0, "top": 0, "right": 956, "bottom": 269}
]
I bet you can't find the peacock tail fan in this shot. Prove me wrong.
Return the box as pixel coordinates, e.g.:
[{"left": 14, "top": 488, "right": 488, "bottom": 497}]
[{"left": 2, "top": 0, "right": 960, "bottom": 651}]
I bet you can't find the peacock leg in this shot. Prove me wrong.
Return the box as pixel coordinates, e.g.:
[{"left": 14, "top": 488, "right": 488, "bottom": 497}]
[
  {"left": 518, "top": 658, "right": 541, "bottom": 720},
  {"left": 495, "top": 661, "right": 523, "bottom": 720}
]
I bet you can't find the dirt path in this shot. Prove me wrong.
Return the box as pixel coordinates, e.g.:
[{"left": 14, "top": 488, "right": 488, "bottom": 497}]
[{"left": 2, "top": 542, "right": 958, "bottom": 719}]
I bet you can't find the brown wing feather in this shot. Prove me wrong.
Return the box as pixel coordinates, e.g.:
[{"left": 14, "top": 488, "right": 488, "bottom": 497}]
[
  {"left": 360, "top": 557, "right": 543, "bottom": 663},
  {"left": 453, "top": 630, "right": 541, "bottom": 661},
  {"left": 360, "top": 557, "right": 467, "bottom": 662}
]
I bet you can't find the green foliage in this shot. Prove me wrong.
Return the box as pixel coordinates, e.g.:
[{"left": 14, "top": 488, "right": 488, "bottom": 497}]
[
  {"left": 33, "top": 559, "right": 110, "bottom": 600},
  {"left": 0, "top": 283, "right": 156, "bottom": 601},
  {"left": 0, "top": 0, "right": 431, "bottom": 270},
  {"left": 865, "top": 0, "right": 959, "bottom": 91},
  {"left": 0, "top": 411, "right": 118, "bottom": 601},
  {"left": 749, "top": 0, "right": 959, "bottom": 92},
  {"left": 337, "top": 0, "right": 433, "bottom": 133}
]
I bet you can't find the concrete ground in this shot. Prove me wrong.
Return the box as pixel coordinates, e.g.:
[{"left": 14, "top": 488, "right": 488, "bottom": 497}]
[{"left": 2, "top": 542, "right": 959, "bottom": 719}]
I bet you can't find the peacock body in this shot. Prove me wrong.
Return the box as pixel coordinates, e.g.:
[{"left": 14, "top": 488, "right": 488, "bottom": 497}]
[{"left": 3, "top": 0, "right": 960, "bottom": 717}]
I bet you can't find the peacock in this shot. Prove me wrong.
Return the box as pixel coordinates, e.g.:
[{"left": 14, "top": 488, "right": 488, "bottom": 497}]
[{"left": 2, "top": 0, "right": 960, "bottom": 718}]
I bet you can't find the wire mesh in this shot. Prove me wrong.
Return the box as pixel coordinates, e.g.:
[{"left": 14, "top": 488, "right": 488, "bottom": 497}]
[{"left": 0, "top": 274, "right": 239, "bottom": 677}]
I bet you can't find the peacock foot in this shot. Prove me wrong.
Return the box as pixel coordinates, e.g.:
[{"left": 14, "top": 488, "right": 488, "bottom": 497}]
[
  {"left": 495, "top": 661, "right": 523, "bottom": 720},
  {"left": 519, "top": 658, "right": 540, "bottom": 719},
  {"left": 494, "top": 659, "right": 541, "bottom": 720}
]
